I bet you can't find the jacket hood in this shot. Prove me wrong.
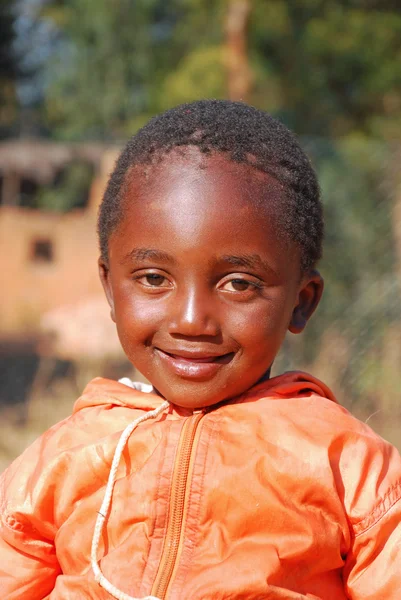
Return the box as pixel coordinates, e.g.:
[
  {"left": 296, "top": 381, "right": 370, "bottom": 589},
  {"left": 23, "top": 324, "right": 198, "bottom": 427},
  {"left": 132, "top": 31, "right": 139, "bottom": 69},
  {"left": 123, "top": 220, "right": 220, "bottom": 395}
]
[{"left": 73, "top": 371, "right": 337, "bottom": 415}]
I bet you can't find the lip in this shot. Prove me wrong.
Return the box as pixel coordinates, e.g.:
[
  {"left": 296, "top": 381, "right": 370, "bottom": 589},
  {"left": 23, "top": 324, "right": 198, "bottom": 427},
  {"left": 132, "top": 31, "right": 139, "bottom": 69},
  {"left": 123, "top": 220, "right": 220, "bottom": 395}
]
[{"left": 155, "top": 348, "right": 234, "bottom": 380}]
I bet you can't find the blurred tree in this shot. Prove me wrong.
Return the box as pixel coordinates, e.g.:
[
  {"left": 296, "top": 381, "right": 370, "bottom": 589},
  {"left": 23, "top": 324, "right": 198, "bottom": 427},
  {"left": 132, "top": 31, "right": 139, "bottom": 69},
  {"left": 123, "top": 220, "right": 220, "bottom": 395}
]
[
  {"left": 37, "top": 0, "right": 401, "bottom": 140},
  {"left": 33, "top": 160, "right": 94, "bottom": 212},
  {"left": 251, "top": 0, "right": 401, "bottom": 138},
  {"left": 225, "top": 0, "right": 252, "bottom": 102},
  {"left": 0, "top": 0, "right": 20, "bottom": 136},
  {"left": 40, "top": 0, "right": 170, "bottom": 139},
  {"left": 40, "top": 0, "right": 224, "bottom": 139}
]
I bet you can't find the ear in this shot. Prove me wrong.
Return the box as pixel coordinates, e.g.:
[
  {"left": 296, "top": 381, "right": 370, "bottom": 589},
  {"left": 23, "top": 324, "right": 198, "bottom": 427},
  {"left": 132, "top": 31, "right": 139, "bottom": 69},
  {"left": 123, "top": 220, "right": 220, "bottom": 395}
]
[
  {"left": 98, "top": 258, "right": 116, "bottom": 322},
  {"left": 288, "top": 270, "right": 324, "bottom": 334}
]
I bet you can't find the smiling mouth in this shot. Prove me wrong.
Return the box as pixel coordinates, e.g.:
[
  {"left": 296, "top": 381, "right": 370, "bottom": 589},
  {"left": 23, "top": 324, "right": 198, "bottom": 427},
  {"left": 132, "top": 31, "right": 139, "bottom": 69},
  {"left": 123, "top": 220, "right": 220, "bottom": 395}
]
[
  {"left": 157, "top": 349, "right": 234, "bottom": 363},
  {"left": 155, "top": 348, "right": 235, "bottom": 379}
]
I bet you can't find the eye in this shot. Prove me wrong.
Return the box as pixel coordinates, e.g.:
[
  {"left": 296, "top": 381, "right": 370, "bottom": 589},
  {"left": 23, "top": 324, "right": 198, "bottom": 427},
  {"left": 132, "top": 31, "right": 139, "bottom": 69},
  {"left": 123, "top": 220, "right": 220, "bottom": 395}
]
[
  {"left": 135, "top": 272, "right": 172, "bottom": 288},
  {"left": 224, "top": 279, "right": 252, "bottom": 292},
  {"left": 219, "top": 277, "right": 263, "bottom": 293},
  {"left": 143, "top": 274, "right": 166, "bottom": 286}
]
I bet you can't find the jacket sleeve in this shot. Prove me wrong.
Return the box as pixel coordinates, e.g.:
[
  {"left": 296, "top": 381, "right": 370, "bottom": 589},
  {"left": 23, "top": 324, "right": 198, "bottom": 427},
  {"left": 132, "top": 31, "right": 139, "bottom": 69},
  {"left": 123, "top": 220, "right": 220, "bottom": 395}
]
[
  {"left": 0, "top": 444, "right": 61, "bottom": 599},
  {"left": 342, "top": 432, "right": 401, "bottom": 599}
]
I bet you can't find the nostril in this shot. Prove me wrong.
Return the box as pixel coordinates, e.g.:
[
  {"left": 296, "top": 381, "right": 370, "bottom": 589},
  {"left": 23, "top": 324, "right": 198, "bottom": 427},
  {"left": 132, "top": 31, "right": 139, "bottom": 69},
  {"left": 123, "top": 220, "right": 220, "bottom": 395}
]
[
  {"left": 169, "top": 332, "right": 224, "bottom": 344},
  {"left": 168, "top": 314, "right": 220, "bottom": 337},
  {"left": 168, "top": 320, "right": 221, "bottom": 338}
]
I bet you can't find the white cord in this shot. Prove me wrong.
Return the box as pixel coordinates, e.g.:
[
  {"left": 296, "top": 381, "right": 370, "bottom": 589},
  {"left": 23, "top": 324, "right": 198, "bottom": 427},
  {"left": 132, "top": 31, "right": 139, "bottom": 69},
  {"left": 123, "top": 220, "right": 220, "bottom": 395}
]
[{"left": 91, "top": 401, "right": 170, "bottom": 600}]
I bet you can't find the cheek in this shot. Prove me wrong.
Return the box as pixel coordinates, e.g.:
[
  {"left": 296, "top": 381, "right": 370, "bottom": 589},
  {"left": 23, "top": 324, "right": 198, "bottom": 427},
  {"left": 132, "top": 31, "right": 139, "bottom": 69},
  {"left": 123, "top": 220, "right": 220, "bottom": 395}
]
[
  {"left": 226, "top": 296, "right": 293, "bottom": 342},
  {"left": 114, "top": 291, "right": 165, "bottom": 342}
]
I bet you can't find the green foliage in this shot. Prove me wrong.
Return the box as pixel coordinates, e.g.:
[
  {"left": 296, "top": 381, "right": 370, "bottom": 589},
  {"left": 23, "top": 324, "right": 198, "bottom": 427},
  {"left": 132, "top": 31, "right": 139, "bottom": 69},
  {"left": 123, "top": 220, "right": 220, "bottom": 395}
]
[
  {"left": 251, "top": 1, "right": 401, "bottom": 137},
  {"left": 42, "top": 0, "right": 176, "bottom": 139},
  {"left": 40, "top": 0, "right": 225, "bottom": 139},
  {"left": 0, "top": 0, "right": 18, "bottom": 81},
  {"left": 34, "top": 161, "right": 94, "bottom": 211},
  {"left": 276, "top": 136, "right": 400, "bottom": 410},
  {"left": 0, "top": 0, "right": 20, "bottom": 135},
  {"left": 160, "top": 46, "right": 226, "bottom": 109},
  {"left": 35, "top": 0, "right": 401, "bottom": 140}
]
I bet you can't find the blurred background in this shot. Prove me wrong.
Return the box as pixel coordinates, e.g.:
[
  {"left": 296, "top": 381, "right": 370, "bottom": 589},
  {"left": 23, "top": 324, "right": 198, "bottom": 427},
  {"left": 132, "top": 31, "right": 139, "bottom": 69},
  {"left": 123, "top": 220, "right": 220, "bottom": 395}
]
[{"left": 1, "top": 0, "right": 400, "bottom": 469}]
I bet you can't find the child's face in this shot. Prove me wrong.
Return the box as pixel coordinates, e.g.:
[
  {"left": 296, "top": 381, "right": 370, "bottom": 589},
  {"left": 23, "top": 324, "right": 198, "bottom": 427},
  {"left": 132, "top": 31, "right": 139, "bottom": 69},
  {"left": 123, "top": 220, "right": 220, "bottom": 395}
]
[{"left": 100, "top": 150, "right": 323, "bottom": 409}]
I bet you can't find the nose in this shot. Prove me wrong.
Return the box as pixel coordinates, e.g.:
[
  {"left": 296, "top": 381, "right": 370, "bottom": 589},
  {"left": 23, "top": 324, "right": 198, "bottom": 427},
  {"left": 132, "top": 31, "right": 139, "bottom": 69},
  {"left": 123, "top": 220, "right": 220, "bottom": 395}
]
[{"left": 168, "top": 286, "right": 220, "bottom": 338}]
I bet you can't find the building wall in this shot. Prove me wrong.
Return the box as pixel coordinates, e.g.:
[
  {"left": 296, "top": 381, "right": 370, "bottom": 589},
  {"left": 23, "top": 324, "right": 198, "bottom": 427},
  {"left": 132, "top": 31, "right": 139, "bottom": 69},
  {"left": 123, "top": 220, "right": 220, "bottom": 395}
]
[
  {"left": 0, "top": 205, "right": 102, "bottom": 334},
  {"left": 0, "top": 149, "right": 119, "bottom": 336}
]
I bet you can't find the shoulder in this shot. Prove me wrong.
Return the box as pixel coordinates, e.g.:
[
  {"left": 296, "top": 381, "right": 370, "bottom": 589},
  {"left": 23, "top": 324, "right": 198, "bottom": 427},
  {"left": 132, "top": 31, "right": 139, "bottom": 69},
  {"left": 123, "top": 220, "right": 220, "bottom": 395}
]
[
  {"left": 0, "top": 397, "right": 144, "bottom": 530},
  {"left": 278, "top": 394, "right": 401, "bottom": 532},
  {"left": 226, "top": 387, "right": 401, "bottom": 532}
]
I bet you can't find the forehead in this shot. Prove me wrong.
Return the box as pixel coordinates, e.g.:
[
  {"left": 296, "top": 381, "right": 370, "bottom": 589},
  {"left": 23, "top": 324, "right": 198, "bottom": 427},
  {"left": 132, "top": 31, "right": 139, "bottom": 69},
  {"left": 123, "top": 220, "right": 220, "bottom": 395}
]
[
  {"left": 111, "top": 150, "right": 300, "bottom": 275},
  {"left": 122, "top": 148, "right": 288, "bottom": 222}
]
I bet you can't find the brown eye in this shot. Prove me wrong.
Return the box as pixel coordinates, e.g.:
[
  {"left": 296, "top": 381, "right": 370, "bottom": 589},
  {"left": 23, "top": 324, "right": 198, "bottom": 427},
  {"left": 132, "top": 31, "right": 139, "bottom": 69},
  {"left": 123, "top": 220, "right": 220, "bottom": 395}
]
[
  {"left": 225, "top": 279, "right": 252, "bottom": 291},
  {"left": 145, "top": 274, "right": 166, "bottom": 286},
  {"left": 230, "top": 279, "right": 251, "bottom": 291},
  {"left": 219, "top": 277, "right": 263, "bottom": 294}
]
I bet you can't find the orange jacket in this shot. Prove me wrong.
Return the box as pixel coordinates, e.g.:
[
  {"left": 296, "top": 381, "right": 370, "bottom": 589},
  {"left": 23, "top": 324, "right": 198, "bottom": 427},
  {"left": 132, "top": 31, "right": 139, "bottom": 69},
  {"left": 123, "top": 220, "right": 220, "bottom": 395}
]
[{"left": 1, "top": 372, "right": 401, "bottom": 599}]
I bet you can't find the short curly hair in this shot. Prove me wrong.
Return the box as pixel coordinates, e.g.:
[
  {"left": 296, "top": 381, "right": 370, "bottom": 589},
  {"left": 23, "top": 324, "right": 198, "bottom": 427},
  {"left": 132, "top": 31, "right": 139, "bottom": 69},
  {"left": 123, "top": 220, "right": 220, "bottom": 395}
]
[{"left": 98, "top": 99, "right": 323, "bottom": 271}]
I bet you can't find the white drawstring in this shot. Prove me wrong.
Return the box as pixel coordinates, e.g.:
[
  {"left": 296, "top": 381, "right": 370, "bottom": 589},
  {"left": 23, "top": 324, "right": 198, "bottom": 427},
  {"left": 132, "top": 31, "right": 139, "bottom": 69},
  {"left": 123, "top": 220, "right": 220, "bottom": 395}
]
[{"left": 91, "top": 400, "right": 170, "bottom": 600}]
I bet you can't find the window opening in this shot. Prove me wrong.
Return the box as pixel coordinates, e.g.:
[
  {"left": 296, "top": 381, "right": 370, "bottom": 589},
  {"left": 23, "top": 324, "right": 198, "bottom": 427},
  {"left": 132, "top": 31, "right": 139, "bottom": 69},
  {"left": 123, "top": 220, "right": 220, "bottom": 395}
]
[{"left": 30, "top": 238, "right": 54, "bottom": 263}]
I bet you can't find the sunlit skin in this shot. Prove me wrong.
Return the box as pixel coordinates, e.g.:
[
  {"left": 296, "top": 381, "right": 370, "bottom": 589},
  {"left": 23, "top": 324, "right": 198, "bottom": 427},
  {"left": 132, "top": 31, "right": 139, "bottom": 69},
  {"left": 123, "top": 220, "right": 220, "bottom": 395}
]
[{"left": 99, "top": 150, "right": 323, "bottom": 410}]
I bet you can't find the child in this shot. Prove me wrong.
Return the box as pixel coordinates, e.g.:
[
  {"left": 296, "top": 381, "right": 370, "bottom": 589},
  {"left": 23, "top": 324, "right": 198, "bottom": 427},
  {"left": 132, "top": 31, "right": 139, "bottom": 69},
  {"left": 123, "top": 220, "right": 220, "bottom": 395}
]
[{"left": 1, "top": 100, "right": 400, "bottom": 599}]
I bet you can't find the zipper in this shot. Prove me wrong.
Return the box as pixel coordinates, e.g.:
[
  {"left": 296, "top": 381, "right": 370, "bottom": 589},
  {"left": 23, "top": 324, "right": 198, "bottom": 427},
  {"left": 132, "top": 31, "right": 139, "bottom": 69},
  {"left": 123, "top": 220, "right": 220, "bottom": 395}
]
[{"left": 151, "top": 410, "right": 205, "bottom": 599}]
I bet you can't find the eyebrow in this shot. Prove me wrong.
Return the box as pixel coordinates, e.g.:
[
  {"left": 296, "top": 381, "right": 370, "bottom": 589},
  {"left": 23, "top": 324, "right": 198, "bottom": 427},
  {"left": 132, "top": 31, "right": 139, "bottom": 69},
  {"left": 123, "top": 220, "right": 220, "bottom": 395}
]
[
  {"left": 218, "top": 254, "right": 279, "bottom": 275},
  {"left": 120, "top": 247, "right": 177, "bottom": 265},
  {"left": 120, "top": 248, "right": 277, "bottom": 275}
]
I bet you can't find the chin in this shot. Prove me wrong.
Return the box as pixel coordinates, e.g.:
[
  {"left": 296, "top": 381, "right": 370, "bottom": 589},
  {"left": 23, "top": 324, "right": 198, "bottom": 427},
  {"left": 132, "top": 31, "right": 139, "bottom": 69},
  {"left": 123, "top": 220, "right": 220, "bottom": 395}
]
[
  {"left": 162, "top": 393, "right": 219, "bottom": 410},
  {"left": 157, "top": 381, "right": 238, "bottom": 410},
  {"left": 176, "top": 398, "right": 219, "bottom": 410}
]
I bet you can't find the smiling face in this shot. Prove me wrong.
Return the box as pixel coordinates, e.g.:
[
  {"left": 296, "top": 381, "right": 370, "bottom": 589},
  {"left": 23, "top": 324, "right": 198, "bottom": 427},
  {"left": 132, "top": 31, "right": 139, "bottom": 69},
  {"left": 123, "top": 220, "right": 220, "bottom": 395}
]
[{"left": 100, "top": 150, "right": 323, "bottom": 409}]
